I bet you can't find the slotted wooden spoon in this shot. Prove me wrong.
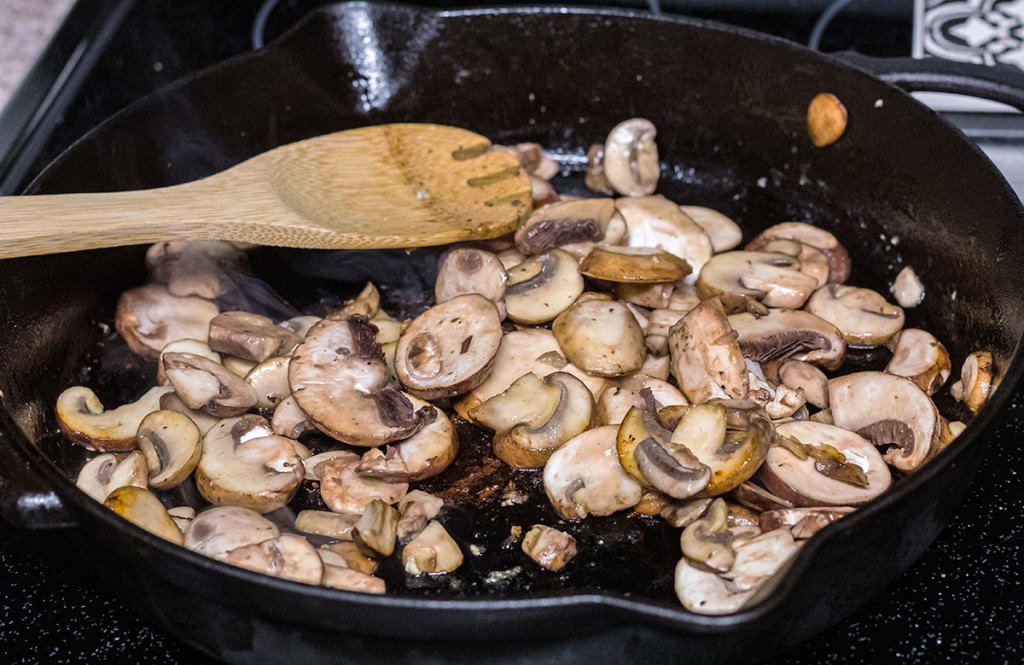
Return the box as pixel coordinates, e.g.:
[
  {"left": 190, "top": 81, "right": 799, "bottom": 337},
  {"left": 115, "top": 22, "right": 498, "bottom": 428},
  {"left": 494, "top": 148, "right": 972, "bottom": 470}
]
[{"left": 0, "top": 124, "right": 533, "bottom": 259}]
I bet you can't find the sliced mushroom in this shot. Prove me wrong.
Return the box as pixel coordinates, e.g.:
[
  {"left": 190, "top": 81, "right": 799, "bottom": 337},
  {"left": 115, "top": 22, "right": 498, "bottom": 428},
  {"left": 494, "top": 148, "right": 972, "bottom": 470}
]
[
  {"left": 295, "top": 510, "right": 359, "bottom": 540},
  {"left": 616, "top": 282, "right": 675, "bottom": 309},
  {"left": 660, "top": 497, "right": 714, "bottom": 528},
  {"left": 290, "top": 316, "right": 435, "bottom": 447},
  {"left": 103, "top": 486, "right": 183, "bottom": 544},
  {"left": 184, "top": 506, "right": 280, "bottom": 560},
  {"left": 115, "top": 284, "right": 219, "bottom": 359},
  {"left": 615, "top": 195, "right": 713, "bottom": 281},
  {"left": 759, "top": 238, "right": 830, "bottom": 288},
  {"left": 395, "top": 294, "right": 503, "bottom": 399},
  {"left": 637, "top": 352, "right": 672, "bottom": 381},
  {"left": 320, "top": 541, "right": 380, "bottom": 576},
  {"left": 321, "top": 566, "right": 386, "bottom": 594},
  {"left": 885, "top": 329, "right": 951, "bottom": 396},
  {"left": 597, "top": 376, "right": 686, "bottom": 426},
  {"left": 353, "top": 499, "right": 400, "bottom": 557},
  {"left": 681, "top": 206, "right": 742, "bottom": 252},
  {"left": 698, "top": 251, "right": 818, "bottom": 312},
  {"left": 145, "top": 239, "right": 247, "bottom": 299},
  {"left": 777, "top": 360, "right": 830, "bottom": 409},
  {"left": 223, "top": 355, "right": 257, "bottom": 377},
  {"left": 76, "top": 451, "right": 148, "bottom": 503},
  {"left": 580, "top": 246, "right": 691, "bottom": 284},
  {"left": 491, "top": 142, "right": 559, "bottom": 180},
  {"left": 278, "top": 315, "right": 322, "bottom": 339},
  {"left": 761, "top": 421, "right": 891, "bottom": 506},
  {"left": 168, "top": 506, "right": 195, "bottom": 533},
  {"left": 271, "top": 395, "right": 317, "bottom": 439},
  {"left": 57, "top": 385, "right": 173, "bottom": 451},
  {"left": 806, "top": 284, "right": 905, "bottom": 347},
  {"left": 162, "top": 352, "right": 258, "bottom": 417},
  {"left": 759, "top": 507, "right": 854, "bottom": 539},
  {"left": 514, "top": 198, "right": 618, "bottom": 255},
  {"left": 358, "top": 396, "right": 458, "bottom": 482},
  {"left": 159, "top": 392, "right": 220, "bottom": 435},
  {"left": 328, "top": 282, "right": 380, "bottom": 320},
  {"left": 402, "top": 520, "right": 463, "bottom": 574},
  {"left": 616, "top": 403, "right": 711, "bottom": 499},
  {"left": 530, "top": 175, "right": 559, "bottom": 208},
  {"left": 195, "top": 415, "right": 304, "bottom": 513},
  {"left": 397, "top": 490, "right": 445, "bottom": 541},
  {"left": 956, "top": 350, "right": 995, "bottom": 413},
  {"left": 746, "top": 222, "right": 851, "bottom": 284},
  {"left": 135, "top": 410, "right": 202, "bottom": 490},
  {"left": 722, "top": 528, "right": 800, "bottom": 584},
  {"left": 303, "top": 450, "right": 359, "bottom": 481},
  {"left": 730, "top": 482, "right": 793, "bottom": 513},
  {"left": 829, "top": 371, "right": 940, "bottom": 472},
  {"left": 244, "top": 356, "right": 291, "bottom": 410},
  {"left": 674, "top": 559, "right": 755, "bottom": 615},
  {"left": 585, "top": 143, "right": 613, "bottom": 195},
  {"left": 602, "top": 118, "right": 659, "bottom": 196},
  {"left": 435, "top": 248, "right": 507, "bottom": 319},
  {"left": 522, "top": 524, "right": 578, "bottom": 571},
  {"left": 668, "top": 298, "right": 748, "bottom": 404},
  {"left": 644, "top": 308, "right": 686, "bottom": 339},
  {"left": 320, "top": 458, "right": 408, "bottom": 515},
  {"left": 634, "top": 489, "right": 672, "bottom": 515},
  {"left": 504, "top": 249, "right": 584, "bottom": 325},
  {"left": 208, "top": 311, "right": 301, "bottom": 362},
  {"left": 157, "top": 339, "right": 222, "bottom": 384},
  {"left": 225, "top": 533, "right": 323, "bottom": 585},
  {"left": 552, "top": 299, "right": 647, "bottom": 377},
  {"left": 746, "top": 362, "right": 807, "bottom": 420},
  {"left": 543, "top": 425, "right": 643, "bottom": 519},
  {"left": 892, "top": 266, "right": 925, "bottom": 308},
  {"left": 680, "top": 498, "right": 734, "bottom": 572},
  {"left": 496, "top": 247, "right": 527, "bottom": 271},
  {"left": 728, "top": 309, "right": 845, "bottom": 371}
]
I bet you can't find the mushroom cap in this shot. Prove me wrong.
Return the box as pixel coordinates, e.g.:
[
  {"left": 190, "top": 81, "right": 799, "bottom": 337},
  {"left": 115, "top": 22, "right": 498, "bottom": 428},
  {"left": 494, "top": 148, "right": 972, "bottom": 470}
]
[
  {"left": 115, "top": 284, "right": 219, "bottom": 359},
  {"left": 321, "top": 567, "right": 386, "bottom": 594},
  {"left": 328, "top": 282, "right": 380, "bottom": 320},
  {"left": 543, "top": 425, "right": 644, "bottom": 519},
  {"left": 75, "top": 451, "right": 148, "bottom": 503},
  {"left": 668, "top": 298, "right": 749, "bottom": 404},
  {"left": 514, "top": 198, "right": 617, "bottom": 255},
  {"left": 434, "top": 248, "right": 507, "bottom": 318},
  {"left": 681, "top": 206, "right": 742, "bottom": 253},
  {"left": 367, "top": 396, "right": 458, "bottom": 482},
  {"left": 806, "top": 284, "right": 905, "bottom": 347},
  {"left": 504, "top": 249, "right": 584, "bottom": 325},
  {"left": 57, "top": 385, "right": 173, "bottom": 451},
  {"left": 603, "top": 118, "right": 659, "bottom": 197},
  {"left": 103, "top": 486, "right": 183, "bottom": 545},
  {"left": 746, "top": 222, "right": 851, "bottom": 284},
  {"left": 157, "top": 339, "right": 222, "bottom": 385},
  {"left": 183, "top": 505, "right": 280, "bottom": 560},
  {"left": 145, "top": 240, "right": 247, "bottom": 299},
  {"left": 208, "top": 311, "right": 302, "bottom": 363},
  {"left": 697, "top": 251, "right": 819, "bottom": 312},
  {"left": 302, "top": 450, "right": 360, "bottom": 482},
  {"left": 135, "top": 409, "right": 202, "bottom": 490},
  {"left": 615, "top": 282, "right": 676, "bottom": 309},
  {"left": 759, "top": 238, "right": 830, "bottom": 288},
  {"left": 225, "top": 533, "right": 324, "bottom": 585},
  {"left": 884, "top": 329, "right": 951, "bottom": 396},
  {"left": 615, "top": 195, "right": 713, "bottom": 282},
  {"left": 162, "top": 352, "right": 259, "bottom": 417},
  {"left": 395, "top": 294, "right": 503, "bottom": 399},
  {"left": 553, "top": 299, "right": 647, "bottom": 377},
  {"left": 295, "top": 510, "right": 360, "bottom": 540},
  {"left": 397, "top": 490, "right": 445, "bottom": 542},
  {"left": 579, "top": 247, "right": 691, "bottom": 284},
  {"left": 354, "top": 499, "right": 400, "bottom": 556},
  {"left": 729, "top": 308, "right": 846, "bottom": 371}
]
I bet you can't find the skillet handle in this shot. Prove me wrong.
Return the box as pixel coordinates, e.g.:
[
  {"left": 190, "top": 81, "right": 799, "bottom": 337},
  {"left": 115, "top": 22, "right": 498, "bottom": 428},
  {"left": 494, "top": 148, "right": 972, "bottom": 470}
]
[
  {"left": 0, "top": 430, "right": 75, "bottom": 529},
  {"left": 835, "top": 51, "right": 1024, "bottom": 112}
]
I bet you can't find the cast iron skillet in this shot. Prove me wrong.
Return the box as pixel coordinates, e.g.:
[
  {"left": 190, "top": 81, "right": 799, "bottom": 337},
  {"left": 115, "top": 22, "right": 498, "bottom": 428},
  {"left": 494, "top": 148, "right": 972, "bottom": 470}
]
[{"left": 3, "top": 3, "right": 1024, "bottom": 663}]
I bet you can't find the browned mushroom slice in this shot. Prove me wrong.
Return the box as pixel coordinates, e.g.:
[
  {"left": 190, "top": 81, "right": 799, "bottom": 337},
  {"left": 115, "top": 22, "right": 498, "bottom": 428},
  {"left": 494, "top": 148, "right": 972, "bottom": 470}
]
[
  {"left": 698, "top": 251, "right": 818, "bottom": 312},
  {"left": 504, "top": 249, "right": 584, "bottom": 325},
  {"left": 675, "top": 401, "right": 774, "bottom": 497},
  {"left": 156, "top": 339, "right": 221, "bottom": 384},
  {"left": 603, "top": 118, "right": 659, "bottom": 196},
  {"left": 668, "top": 298, "right": 748, "bottom": 404},
  {"left": 761, "top": 421, "right": 891, "bottom": 506},
  {"left": 891, "top": 266, "right": 925, "bottom": 308},
  {"left": 162, "top": 352, "right": 258, "bottom": 417},
  {"left": 245, "top": 356, "right": 291, "bottom": 410},
  {"left": 395, "top": 294, "right": 503, "bottom": 399},
  {"left": 806, "top": 284, "right": 905, "bottom": 347},
  {"left": 103, "top": 486, "right": 183, "bottom": 544},
  {"left": 357, "top": 396, "right": 458, "bottom": 482},
  {"left": 885, "top": 329, "right": 951, "bottom": 396},
  {"left": 402, "top": 520, "right": 463, "bottom": 574},
  {"left": 434, "top": 248, "right": 507, "bottom": 319},
  {"left": 115, "top": 284, "right": 219, "bottom": 359},
  {"left": 953, "top": 350, "right": 995, "bottom": 413},
  {"left": 57, "top": 385, "right": 172, "bottom": 451},
  {"left": 522, "top": 524, "right": 578, "bottom": 571},
  {"left": 615, "top": 403, "right": 711, "bottom": 499},
  {"left": 146, "top": 240, "right": 248, "bottom": 299},
  {"left": 729, "top": 309, "right": 845, "bottom": 371},
  {"left": 271, "top": 395, "right": 316, "bottom": 439},
  {"left": 76, "top": 451, "right": 148, "bottom": 502},
  {"left": 543, "top": 425, "right": 643, "bottom": 518},
  {"left": 680, "top": 206, "right": 742, "bottom": 253},
  {"left": 746, "top": 222, "right": 851, "bottom": 284},
  {"left": 208, "top": 311, "right": 301, "bottom": 362},
  {"left": 731, "top": 482, "right": 794, "bottom": 512},
  {"left": 135, "top": 410, "right": 202, "bottom": 490},
  {"left": 159, "top": 392, "right": 220, "bottom": 434},
  {"left": 290, "top": 316, "right": 434, "bottom": 447},
  {"left": 514, "top": 198, "right": 617, "bottom": 255},
  {"left": 660, "top": 497, "right": 713, "bottom": 528},
  {"left": 320, "top": 458, "right": 408, "bottom": 515},
  {"left": 829, "top": 371, "right": 940, "bottom": 472},
  {"left": 597, "top": 376, "right": 686, "bottom": 426},
  {"left": 615, "top": 196, "right": 713, "bottom": 280},
  {"left": 353, "top": 499, "right": 400, "bottom": 556},
  {"left": 184, "top": 506, "right": 280, "bottom": 560},
  {"left": 552, "top": 299, "right": 647, "bottom": 377},
  {"left": 225, "top": 533, "right": 323, "bottom": 585},
  {"left": 759, "top": 238, "right": 830, "bottom": 288},
  {"left": 579, "top": 246, "right": 691, "bottom": 284},
  {"left": 397, "top": 490, "right": 444, "bottom": 542},
  {"left": 759, "top": 506, "right": 854, "bottom": 539},
  {"left": 777, "top": 360, "right": 830, "bottom": 409},
  {"left": 615, "top": 282, "right": 675, "bottom": 309}
]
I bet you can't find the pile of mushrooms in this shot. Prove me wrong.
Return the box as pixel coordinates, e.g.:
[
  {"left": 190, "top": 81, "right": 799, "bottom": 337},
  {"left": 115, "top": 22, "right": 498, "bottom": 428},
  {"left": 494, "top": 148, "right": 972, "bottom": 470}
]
[{"left": 56, "top": 118, "right": 993, "bottom": 613}]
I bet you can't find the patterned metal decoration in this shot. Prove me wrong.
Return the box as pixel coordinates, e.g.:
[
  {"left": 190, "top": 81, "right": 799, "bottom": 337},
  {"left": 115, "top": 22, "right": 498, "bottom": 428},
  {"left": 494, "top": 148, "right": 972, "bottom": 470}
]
[{"left": 915, "top": 0, "right": 1024, "bottom": 66}]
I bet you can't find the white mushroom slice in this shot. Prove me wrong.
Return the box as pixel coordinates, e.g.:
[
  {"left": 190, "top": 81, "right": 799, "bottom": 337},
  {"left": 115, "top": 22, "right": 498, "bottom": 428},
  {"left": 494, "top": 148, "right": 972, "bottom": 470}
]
[
  {"left": 698, "top": 251, "right": 819, "bottom": 312},
  {"left": 681, "top": 206, "right": 742, "bottom": 252},
  {"left": 530, "top": 175, "right": 558, "bottom": 208},
  {"left": 667, "top": 282, "right": 702, "bottom": 312},
  {"left": 746, "top": 222, "right": 851, "bottom": 284},
  {"left": 435, "top": 248, "right": 507, "bottom": 319},
  {"left": 504, "top": 249, "right": 584, "bottom": 325},
  {"left": 57, "top": 385, "right": 173, "bottom": 451},
  {"left": 829, "top": 371, "right": 940, "bottom": 472},
  {"left": 290, "top": 316, "right": 435, "bottom": 447},
  {"left": 157, "top": 339, "right": 221, "bottom": 384},
  {"left": 731, "top": 482, "right": 794, "bottom": 513},
  {"left": 103, "top": 486, "right": 183, "bottom": 544},
  {"left": 330, "top": 282, "right": 380, "bottom": 320},
  {"left": 762, "top": 421, "right": 891, "bottom": 506},
  {"left": 597, "top": 376, "right": 686, "bottom": 426},
  {"left": 660, "top": 497, "right": 714, "bottom": 528},
  {"left": 668, "top": 298, "right": 748, "bottom": 404},
  {"left": 225, "top": 533, "right": 323, "bottom": 585},
  {"left": 183, "top": 506, "right": 280, "bottom": 560},
  {"left": 891, "top": 266, "right": 925, "bottom": 308},
  {"left": 303, "top": 450, "right": 360, "bottom": 481},
  {"left": 223, "top": 355, "right": 257, "bottom": 377},
  {"left": 397, "top": 490, "right": 444, "bottom": 541},
  {"left": 353, "top": 499, "right": 400, "bottom": 556},
  {"left": 208, "top": 311, "right": 301, "bottom": 362},
  {"left": 76, "top": 451, "right": 148, "bottom": 503},
  {"left": 616, "top": 402, "right": 711, "bottom": 499},
  {"left": 402, "top": 520, "right": 463, "bottom": 574},
  {"left": 514, "top": 198, "right": 618, "bottom": 255},
  {"left": 159, "top": 392, "right": 220, "bottom": 435},
  {"left": 278, "top": 315, "right": 322, "bottom": 339},
  {"left": 245, "top": 356, "right": 291, "bottom": 410},
  {"left": 295, "top": 510, "right": 359, "bottom": 540},
  {"left": 637, "top": 351, "right": 671, "bottom": 381},
  {"left": 321, "top": 541, "right": 380, "bottom": 576},
  {"left": 579, "top": 247, "right": 691, "bottom": 284},
  {"left": 806, "top": 284, "right": 905, "bottom": 347},
  {"left": 584, "top": 143, "right": 613, "bottom": 195},
  {"left": 602, "top": 118, "right": 659, "bottom": 197},
  {"left": 395, "top": 294, "right": 503, "bottom": 399},
  {"left": 958, "top": 350, "right": 995, "bottom": 412},
  {"left": 680, "top": 498, "right": 734, "bottom": 571},
  {"left": 729, "top": 309, "right": 845, "bottom": 371},
  {"left": 746, "top": 363, "right": 807, "bottom": 421},
  {"left": 616, "top": 282, "right": 675, "bottom": 309},
  {"left": 321, "top": 566, "right": 386, "bottom": 594},
  {"left": 389, "top": 397, "right": 458, "bottom": 481},
  {"left": 543, "top": 425, "right": 643, "bottom": 519},
  {"left": 271, "top": 395, "right": 317, "bottom": 439},
  {"left": 168, "top": 505, "right": 195, "bottom": 533},
  {"left": 759, "top": 506, "right": 854, "bottom": 539},
  {"left": 777, "top": 361, "right": 830, "bottom": 409},
  {"left": 721, "top": 528, "right": 800, "bottom": 582},
  {"left": 553, "top": 299, "right": 647, "bottom": 377},
  {"left": 615, "top": 195, "right": 713, "bottom": 282},
  {"left": 320, "top": 459, "right": 408, "bottom": 515},
  {"left": 115, "top": 285, "right": 219, "bottom": 359},
  {"left": 195, "top": 415, "right": 304, "bottom": 513},
  {"left": 145, "top": 240, "right": 247, "bottom": 299},
  {"left": 522, "top": 524, "right": 577, "bottom": 571},
  {"left": 884, "top": 329, "right": 951, "bottom": 396},
  {"left": 674, "top": 559, "right": 755, "bottom": 615},
  {"left": 162, "top": 352, "right": 258, "bottom": 417},
  {"left": 647, "top": 309, "right": 686, "bottom": 338},
  {"left": 496, "top": 247, "right": 527, "bottom": 271},
  {"left": 135, "top": 410, "right": 202, "bottom": 490},
  {"left": 371, "top": 312, "right": 403, "bottom": 347},
  {"left": 759, "top": 238, "right": 830, "bottom": 289}
]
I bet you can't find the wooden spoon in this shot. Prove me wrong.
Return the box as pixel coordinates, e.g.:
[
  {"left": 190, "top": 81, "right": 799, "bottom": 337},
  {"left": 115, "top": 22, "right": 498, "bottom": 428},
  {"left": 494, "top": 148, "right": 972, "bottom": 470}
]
[{"left": 0, "top": 124, "right": 532, "bottom": 259}]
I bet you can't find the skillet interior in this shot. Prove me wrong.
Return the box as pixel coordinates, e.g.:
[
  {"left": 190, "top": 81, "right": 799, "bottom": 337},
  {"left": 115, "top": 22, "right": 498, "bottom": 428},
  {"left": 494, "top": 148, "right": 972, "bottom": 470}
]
[{"left": 4, "top": 2, "right": 1024, "bottom": 659}]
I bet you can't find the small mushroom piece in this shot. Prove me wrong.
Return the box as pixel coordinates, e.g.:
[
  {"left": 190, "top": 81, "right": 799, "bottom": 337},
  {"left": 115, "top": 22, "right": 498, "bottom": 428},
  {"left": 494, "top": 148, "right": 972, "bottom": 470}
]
[
  {"left": 271, "top": 395, "right": 317, "bottom": 439},
  {"left": 402, "top": 520, "right": 463, "bottom": 574},
  {"left": 680, "top": 498, "right": 734, "bottom": 572},
  {"left": 668, "top": 298, "right": 748, "bottom": 404},
  {"left": 829, "top": 371, "right": 941, "bottom": 472},
  {"left": 777, "top": 360, "right": 830, "bottom": 409},
  {"left": 223, "top": 355, "right": 257, "bottom": 378},
  {"left": 278, "top": 315, "right": 322, "bottom": 339},
  {"left": 646, "top": 309, "right": 687, "bottom": 338},
  {"left": 616, "top": 282, "right": 675, "bottom": 309},
  {"left": 135, "top": 410, "right": 202, "bottom": 490},
  {"left": 660, "top": 497, "right": 714, "bottom": 528},
  {"left": 543, "top": 425, "right": 644, "bottom": 519},
  {"left": 729, "top": 309, "right": 845, "bottom": 371},
  {"left": 616, "top": 401, "right": 711, "bottom": 499},
  {"left": 329, "top": 282, "right": 380, "bottom": 320},
  {"left": 159, "top": 392, "right": 220, "bottom": 434},
  {"left": 730, "top": 482, "right": 794, "bottom": 513},
  {"left": 492, "top": 142, "right": 559, "bottom": 179},
  {"left": 225, "top": 533, "right": 323, "bottom": 585},
  {"left": 746, "top": 363, "right": 807, "bottom": 421},
  {"left": 321, "top": 541, "right": 381, "bottom": 576},
  {"left": 321, "top": 566, "right": 386, "bottom": 594},
  {"left": 807, "top": 92, "right": 847, "bottom": 147},
  {"left": 553, "top": 299, "right": 647, "bottom": 377},
  {"left": 680, "top": 206, "right": 742, "bottom": 252},
  {"left": 76, "top": 451, "right": 148, "bottom": 503},
  {"left": 892, "top": 266, "right": 925, "bottom": 308},
  {"left": 522, "top": 524, "right": 577, "bottom": 571},
  {"left": 957, "top": 350, "right": 995, "bottom": 413},
  {"left": 435, "top": 248, "right": 507, "bottom": 318},
  {"left": 245, "top": 356, "right": 291, "bottom": 410},
  {"left": 157, "top": 339, "right": 222, "bottom": 384},
  {"left": 397, "top": 490, "right": 444, "bottom": 541},
  {"left": 504, "top": 249, "right": 584, "bottom": 325},
  {"left": 722, "top": 528, "right": 800, "bottom": 584},
  {"left": 294, "top": 510, "right": 359, "bottom": 540},
  {"left": 674, "top": 401, "right": 774, "bottom": 497},
  {"left": 183, "top": 506, "right": 280, "bottom": 560},
  {"left": 698, "top": 251, "right": 819, "bottom": 312},
  {"left": 530, "top": 175, "right": 559, "bottom": 208},
  {"left": 358, "top": 396, "right": 458, "bottom": 482},
  {"left": 103, "top": 486, "right": 183, "bottom": 544},
  {"left": 168, "top": 506, "right": 195, "bottom": 533},
  {"left": 208, "top": 311, "right": 301, "bottom": 362},
  {"left": 585, "top": 143, "right": 614, "bottom": 194},
  {"left": 759, "top": 238, "right": 830, "bottom": 288},
  {"left": 760, "top": 507, "right": 854, "bottom": 539},
  {"left": 496, "top": 247, "right": 527, "bottom": 271},
  {"left": 57, "top": 385, "right": 173, "bottom": 451},
  {"left": 615, "top": 196, "right": 713, "bottom": 281},
  {"left": 514, "top": 198, "right": 618, "bottom": 255},
  {"left": 115, "top": 285, "right": 219, "bottom": 359},
  {"left": 885, "top": 329, "right": 951, "bottom": 396},
  {"left": 674, "top": 559, "right": 755, "bottom": 615},
  {"left": 760, "top": 421, "right": 891, "bottom": 506},
  {"left": 602, "top": 118, "right": 659, "bottom": 196},
  {"left": 579, "top": 247, "right": 691, "bottom": 284},
  {"left": 195, "top": 415, "right": 304, "bottom": 513},
  {"left": 353, "top": 499, "right": 400, "bottom": 556},
  {"left": 597, "top": 376, "right": 686, "bottom": 426},
  {"left": 162, "top": 352, "right": 258, "bottom": 417},
  {"left": 395, "top": 294, "right": 503, "bottom": 399},
  {"left": 145, "top": 239, "right": 247, "bottom": 299},
  {"left": 806, "top": 284, "right": 905, "bottom": 347},
  {"left": 302, "top": 450, "right": 359, "bottom": 481},
  {"left": 746, "top": 222, "right": 851, "bottom": 284},
  {"left": 320, "top": 458, "right": 408, "bottom": 515}
]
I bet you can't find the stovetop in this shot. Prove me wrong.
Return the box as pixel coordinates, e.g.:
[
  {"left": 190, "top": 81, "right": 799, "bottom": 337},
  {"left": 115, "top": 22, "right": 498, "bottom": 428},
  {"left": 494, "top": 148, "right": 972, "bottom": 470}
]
[{"left": 2, "top": 1, "right": 1024, "bottom": 663}]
